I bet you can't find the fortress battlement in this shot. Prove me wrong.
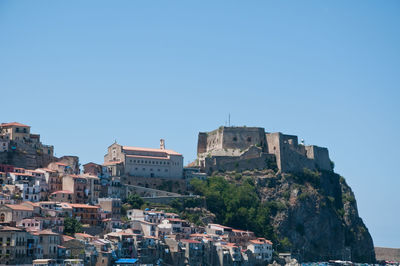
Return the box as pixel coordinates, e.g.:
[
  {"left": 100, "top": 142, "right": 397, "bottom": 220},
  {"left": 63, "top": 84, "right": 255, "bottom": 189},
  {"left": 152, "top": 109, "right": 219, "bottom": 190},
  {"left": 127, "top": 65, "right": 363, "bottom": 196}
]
[{"left": 196, "top": 126, "right": 332, "bottom": 174}]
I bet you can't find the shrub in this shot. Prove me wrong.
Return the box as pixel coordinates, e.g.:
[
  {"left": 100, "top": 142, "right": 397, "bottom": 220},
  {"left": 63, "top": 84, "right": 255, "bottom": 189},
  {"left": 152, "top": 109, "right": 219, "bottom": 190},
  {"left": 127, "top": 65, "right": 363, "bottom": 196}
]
[
  {"left": 298, "top": 192, "right": 309, "bottom": 202},
  {"left": 64, "top": 217, "right": 82, "bottom": 236},
  {"left": 234, "top": 173, "right": 242, "bottom": 180}
]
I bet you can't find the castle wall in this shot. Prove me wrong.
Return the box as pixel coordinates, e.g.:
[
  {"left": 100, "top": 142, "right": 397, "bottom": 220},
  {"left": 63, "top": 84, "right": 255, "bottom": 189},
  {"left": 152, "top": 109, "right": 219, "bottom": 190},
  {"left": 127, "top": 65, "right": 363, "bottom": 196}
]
[
  {"left": 266, "top": 132, "right": 282, "bottom": 171},
  {"left": 204, "top": 128, "right": 224, "bottom": 153},
  {"left": 305, "top": 145, "right": 332, "bottom": 171},
  {"left": 198, "top": 127, "right": 333, "bottom": 174},
  {"left": 220, "top": 127, "right": 266, "bottom": 151},
  {"left": 204, "top": 152, "right": 275, "bottom": 174},
  {"left": 197, "top": 133, "right": 207, "bottom": 154}
]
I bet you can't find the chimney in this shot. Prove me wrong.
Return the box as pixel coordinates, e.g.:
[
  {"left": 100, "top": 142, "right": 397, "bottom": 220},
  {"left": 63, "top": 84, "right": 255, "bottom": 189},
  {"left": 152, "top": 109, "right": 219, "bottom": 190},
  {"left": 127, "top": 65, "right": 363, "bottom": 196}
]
[{"left": 160, "top": 139, "right": 165, "bottom": 150}]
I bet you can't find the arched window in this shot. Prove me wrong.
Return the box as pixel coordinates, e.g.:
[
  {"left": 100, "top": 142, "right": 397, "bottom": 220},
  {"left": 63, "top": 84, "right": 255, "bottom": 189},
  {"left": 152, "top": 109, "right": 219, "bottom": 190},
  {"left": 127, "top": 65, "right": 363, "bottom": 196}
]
[{"left": 0, "top": 213, "right": 5, "bottom": 222}]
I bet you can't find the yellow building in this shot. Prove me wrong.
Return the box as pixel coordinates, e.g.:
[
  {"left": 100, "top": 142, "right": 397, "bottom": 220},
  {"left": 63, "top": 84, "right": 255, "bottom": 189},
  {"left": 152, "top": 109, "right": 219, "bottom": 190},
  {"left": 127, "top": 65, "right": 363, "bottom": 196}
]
[{"left": 0, "top": 122, "right": 30, "bottom": 141}]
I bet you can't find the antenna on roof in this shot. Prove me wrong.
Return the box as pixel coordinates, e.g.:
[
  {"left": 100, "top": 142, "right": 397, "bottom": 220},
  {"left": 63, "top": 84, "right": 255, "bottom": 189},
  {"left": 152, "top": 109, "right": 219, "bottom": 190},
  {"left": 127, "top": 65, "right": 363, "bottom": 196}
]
[{"left": 228, "top": 113, "right": 231, "bottom": 127}]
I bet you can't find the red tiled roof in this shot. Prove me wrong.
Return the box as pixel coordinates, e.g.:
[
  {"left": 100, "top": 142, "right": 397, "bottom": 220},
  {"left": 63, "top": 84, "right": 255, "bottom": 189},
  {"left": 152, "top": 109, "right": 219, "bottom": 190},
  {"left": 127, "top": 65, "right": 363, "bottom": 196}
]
[
  {"left": 123, "top": 146, "right": 182, "bottom": 156},
  {"left": 50, "top": 190, "right": 73, "bottom": 195},
  {"left": 9, "top": 172, "right": 32, "bottom": 176},
  {"left": 224, "top": 243, "right": 238, "bottom": 247},
  {"left": 38, "top": 229, "right": 59, "bottom": 235},
  {"left": 190, "top": 233, "right": 207, "bottom": 237},
  {"left": 5, "top": 204, "right": 33, "bottom": 211},
  {"left": 55, "top": 162, "right": 68, "bottom": 166},
  {"left": 249, "top": 238, "right": 273, "bottom": 245},
  {"left": 62, "top": 235, "right": 75, "bottom": 242},
  {"left": 75, "top": 232, "right": 94, "bottom": 238},
  {"left": 1, "top": 122, "right": 30, "bottom": 128},
  {"left": 126, "top": 155, "right": 169, "bottom": 160},
  {"left": 166, "top": 218, "right": 185, "bottom": 222}
]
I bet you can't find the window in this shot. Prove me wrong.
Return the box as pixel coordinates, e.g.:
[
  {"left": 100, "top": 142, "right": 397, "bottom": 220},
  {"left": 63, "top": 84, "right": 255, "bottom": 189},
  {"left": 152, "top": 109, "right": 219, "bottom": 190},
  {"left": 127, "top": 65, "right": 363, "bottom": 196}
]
[{"left": 247, "top": 137, "right": 252, "bottom": 142}]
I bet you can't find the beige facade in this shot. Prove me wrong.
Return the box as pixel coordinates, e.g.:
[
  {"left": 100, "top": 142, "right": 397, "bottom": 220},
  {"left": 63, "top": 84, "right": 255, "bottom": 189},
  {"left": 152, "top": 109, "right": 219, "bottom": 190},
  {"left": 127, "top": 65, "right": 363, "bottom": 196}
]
[
  {"left": 0, "top": 204, "right": 34, "bottom": 223},
  {"left": 35, "top": 230, "right": 60, "bottom": 259},
  {"left": 0, "top": 122, "right": 30, "bottom": 141},
  {"left": 104, "top": 141, "right": 183, "bottom": 179},
  {"left": 98, "top": 198, "right": 121, "bottom": 219},
  {"left": 0, "top": 226, "right": 34, "bottom": 265}
]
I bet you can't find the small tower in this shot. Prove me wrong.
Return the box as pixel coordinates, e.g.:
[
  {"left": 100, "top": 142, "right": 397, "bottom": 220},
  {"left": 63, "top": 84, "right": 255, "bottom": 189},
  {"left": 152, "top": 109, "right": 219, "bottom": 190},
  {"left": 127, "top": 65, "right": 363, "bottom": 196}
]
[{"left": 160, "top": 139, "right": 165, "bottom": 150}]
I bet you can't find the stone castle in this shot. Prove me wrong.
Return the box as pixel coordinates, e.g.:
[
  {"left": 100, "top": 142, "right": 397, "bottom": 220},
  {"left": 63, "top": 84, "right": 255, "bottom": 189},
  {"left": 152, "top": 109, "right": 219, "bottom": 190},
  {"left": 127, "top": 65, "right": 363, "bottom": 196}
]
[{"left": 196, "top": 126, "right": 332, "bottom": 174}]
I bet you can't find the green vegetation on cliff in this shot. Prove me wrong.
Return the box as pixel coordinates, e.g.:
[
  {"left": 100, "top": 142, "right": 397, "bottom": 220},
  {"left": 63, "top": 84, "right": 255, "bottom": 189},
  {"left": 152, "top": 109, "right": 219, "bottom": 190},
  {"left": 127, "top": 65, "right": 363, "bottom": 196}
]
[
  {"left": 190, "top": 175, "right": 285, "bottom": 250},
  {"left": 189, "top": 169, "right": 375, "bottom": 263}
]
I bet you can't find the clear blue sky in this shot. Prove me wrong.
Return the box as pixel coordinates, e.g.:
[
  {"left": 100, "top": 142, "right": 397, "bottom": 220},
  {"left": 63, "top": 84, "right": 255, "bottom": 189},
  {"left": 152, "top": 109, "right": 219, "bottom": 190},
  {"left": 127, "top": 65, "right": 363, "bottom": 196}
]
[{"left": 1, "top": 1, "right": 399, "bottom": 248}]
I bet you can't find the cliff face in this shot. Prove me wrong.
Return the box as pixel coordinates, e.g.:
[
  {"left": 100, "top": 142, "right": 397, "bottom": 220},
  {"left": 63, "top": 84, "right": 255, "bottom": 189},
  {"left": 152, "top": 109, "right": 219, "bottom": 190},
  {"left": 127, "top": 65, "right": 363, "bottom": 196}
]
[
  {"left": 0, "top": 145, "right": 56, "bottom": 169},
  {"left": 256, "top": 170, "right": 375, "bottom": 262}
]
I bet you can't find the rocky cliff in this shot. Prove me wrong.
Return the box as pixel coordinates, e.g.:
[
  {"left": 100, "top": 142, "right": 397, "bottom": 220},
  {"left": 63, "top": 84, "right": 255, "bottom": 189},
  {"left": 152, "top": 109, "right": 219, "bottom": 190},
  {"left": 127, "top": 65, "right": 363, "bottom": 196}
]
[
  {"left": 192, "top": 169, "right": 375, "bottom": 263},
  {"left": 0, "top": 144, "right": 55, "bottom": 169},
  {"left": 255, "top": 169, "right": 375, "bottom": 262}
]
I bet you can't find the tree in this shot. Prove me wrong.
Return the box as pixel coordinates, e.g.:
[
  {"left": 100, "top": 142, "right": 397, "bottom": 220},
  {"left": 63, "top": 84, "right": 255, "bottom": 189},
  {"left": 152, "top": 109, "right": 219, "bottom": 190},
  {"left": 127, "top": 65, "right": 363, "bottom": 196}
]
[
  {"left": 64, "top": 217, "right": 82, "bottom": 236},
  {"left": 126, "top": 193, "right": 144, "bottom": 209}
]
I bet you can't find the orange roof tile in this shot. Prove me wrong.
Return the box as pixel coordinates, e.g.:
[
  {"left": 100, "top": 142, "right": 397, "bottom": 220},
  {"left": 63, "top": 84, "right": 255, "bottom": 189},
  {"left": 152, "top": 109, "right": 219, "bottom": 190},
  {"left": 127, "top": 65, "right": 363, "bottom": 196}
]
[
  {"left": 0, "top": 226, "right": 22, "bottom": 231},
  {"left": 37, "top": 230, "right": 59, "bottom": 235},
  {"left": 123, "top": 146, "right": 182, "bottom": 156},
  {"left": 1, "top": 122, "right": 30, "bottom": 127},
  {"left": 249, "top": 238, "right": 273, "bottom": 245},
  {"left": 126, "top": 155, "right": 169, "bottom": 160},
  {"left": 62, "top": 235, "right": 75, "bottom": 242},
  {"left": 69, "top": 204, "right": 100, "bottom": 209},
  {"left": 75, "top": 232, "right": 94, "bottom": 238},
  {"left": 5, "top": 204, "right": 33, "bottom": 211}
]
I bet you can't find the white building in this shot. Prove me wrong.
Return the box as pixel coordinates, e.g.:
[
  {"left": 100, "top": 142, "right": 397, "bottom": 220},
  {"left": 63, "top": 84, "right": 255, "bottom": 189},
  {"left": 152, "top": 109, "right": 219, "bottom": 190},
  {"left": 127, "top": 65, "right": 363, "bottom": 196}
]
[
  {"left": 104, "top": 140, "right": 183, "bottom": 179},
  {"left": 247, "top": 238, "right": 273, "bottom": 262}
]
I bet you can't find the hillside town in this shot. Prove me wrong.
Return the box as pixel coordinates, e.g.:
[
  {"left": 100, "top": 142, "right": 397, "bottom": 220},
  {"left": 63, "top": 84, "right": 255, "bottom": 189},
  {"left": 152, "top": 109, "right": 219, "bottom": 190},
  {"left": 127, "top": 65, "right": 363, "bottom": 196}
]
[{"left": 0, "top": 122, "right": 277, "bottom": 266}]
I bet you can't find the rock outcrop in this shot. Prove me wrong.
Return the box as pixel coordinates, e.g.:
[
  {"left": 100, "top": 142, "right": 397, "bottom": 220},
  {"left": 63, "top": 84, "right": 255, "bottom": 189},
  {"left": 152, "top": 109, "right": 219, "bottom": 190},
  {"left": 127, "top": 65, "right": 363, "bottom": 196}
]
[
  {"left": 0, "top": 142, "right": 55, "bottom": 169},
  {"left": 253, "top": 169, "right": 375, "bottom": 262}
]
